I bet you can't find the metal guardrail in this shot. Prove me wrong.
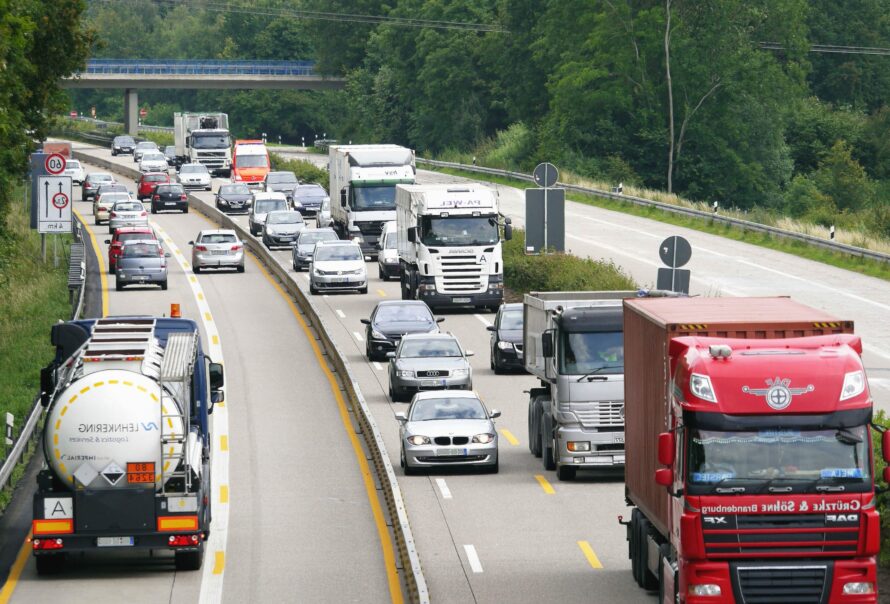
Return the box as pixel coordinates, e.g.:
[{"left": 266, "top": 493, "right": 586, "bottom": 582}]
[
  {"left": 70, "top": 145, "right": 430, "bottom": 603},
  {"left": 417, "top": 158, "right": 890, "bottom": 264},
  {"left": 68, "top": 117, "right": 174, "bottom": 134},
  {"left": 83, "top": 59, "right": 318, "bottom": 77}
]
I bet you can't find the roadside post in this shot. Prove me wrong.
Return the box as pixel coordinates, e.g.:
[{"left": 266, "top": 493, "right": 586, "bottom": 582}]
[
  {"left": 525, "top": 162, "right": 565, "bottom": 254},
  {"left": 656, "top": 235, "right": 692, "bottom": 294}
]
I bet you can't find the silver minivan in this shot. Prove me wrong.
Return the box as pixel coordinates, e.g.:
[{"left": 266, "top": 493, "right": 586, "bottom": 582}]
[{"left": 309, "top": 241, "right": 367, "bottom": 295}]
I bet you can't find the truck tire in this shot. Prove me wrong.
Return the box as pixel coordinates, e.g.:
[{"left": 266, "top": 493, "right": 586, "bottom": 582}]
[
  {"left": 542, "top": 412, "right": 556, "bottom": 471},
  {"left": 528, "top": 396, "right": 543, "bottom": 457},
  {"left": 630, "top": 509, "right": 642, "bottom": 585},
  {"left": 175, "top": 543, "right": 205, "bottom": 571},
  {"left": 35, "top": 554, "right": 65, "bottom": 575},
  {"left": 556, "top": 464, "right": 576, "bottom": 481}
]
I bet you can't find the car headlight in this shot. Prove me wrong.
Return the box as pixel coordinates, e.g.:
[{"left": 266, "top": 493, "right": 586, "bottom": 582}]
[
  {"left": 472, "top": 433, "right": 495, "bottom": 444},
  {"left": 451, "top": 368, "right": 469, "bottom": 377},
  {"left": 397, "top": 370, "right": 414, "bottom": 378},
  {"left": 690, "top": 373, "right": 717, "bottom": 403},
  {"left": 292, "top": 200, "right": 302, "bottom": 207},
  {"left": 496, "top": 341, "right": 513, "bottom": 350},
  {"left": 349, "top": 268, "right": 365, "bottom": 275},
  {"left": 407, "top": 435, "right": 430, "bottom": 446},
  {"left": 840, "top": 370, "right": 866, "bottom": 401},
  {"left": 313, "top": 267, "right": 324, "bottom": 276},
  {"left": 371, "top": 330, "right": 386, "bottom": 340}
]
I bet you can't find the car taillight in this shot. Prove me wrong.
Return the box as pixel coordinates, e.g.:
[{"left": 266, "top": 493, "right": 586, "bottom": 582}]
[
  {"left": 110, "top": 212, "right": 117, "bottom": 218},
  {"left": 196, "top": 245, "right": 208, "bottom": 252},
  {"left": 153, "top": 195, "right": 160, "bottom": 201},
  {"left": 140, "top": 211, "right": 147, "bottom": 217},
  {"left": 180, "top": 194, "right": 187, "bottom": 200},
  {"left": 231, "top": 245, "right": 242, "bottom": 251},
  {"left": 85, "top": 183, "right": 92, "bottom": 188}
]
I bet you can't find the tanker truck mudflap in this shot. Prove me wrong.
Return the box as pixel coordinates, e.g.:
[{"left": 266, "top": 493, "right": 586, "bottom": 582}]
[{"left": 32, "top": 317, "right": 223, "bottom": 574}]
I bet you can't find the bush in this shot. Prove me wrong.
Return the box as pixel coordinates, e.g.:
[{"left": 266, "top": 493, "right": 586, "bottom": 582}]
[
  {"left": 503, "top": 229, "right": 636, "bottom": 295},
  {"left": 270, "top": 152, "right": 328, "bottom": 186}
]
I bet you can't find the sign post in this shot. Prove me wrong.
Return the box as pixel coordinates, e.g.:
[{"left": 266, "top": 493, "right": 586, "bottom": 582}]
[
  {"left": 525, "top": 163, "right": 565, "bottom": 254},
  {"left": 656, "top": 235, "right": 692, "bottom": 294}
]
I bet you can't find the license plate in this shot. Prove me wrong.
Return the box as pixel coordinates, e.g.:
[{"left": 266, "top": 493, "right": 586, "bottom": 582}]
[
  {"left": 165, "top": 202, "right": 176, "bottom": 206},
  {"left": 452, "top": 297, "right": 471, "bottom": 304},
  {"left": 332, "top": 276, "right": 348, "bottom": 282},
  {"left": 436, "top": 448, "right": 466, "bottom": 457},
  {"left": 212, "top": 250, "right": 228, "bottom": 255},
  {"left": 97, "top": 536, "right": 134, "bottom": 547},
  {"left": 613, "top": 435, "right": 625, "bottom": 443},
  {"left": 585, "top": 456, "right": 613, "bottom": 465},
  {"left": 421, "top": 379, "right": 445, "bottom": 387}
]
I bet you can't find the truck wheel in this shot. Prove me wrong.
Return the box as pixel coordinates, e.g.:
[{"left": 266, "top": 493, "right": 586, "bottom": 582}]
[
  {"left": 630, "top": 509, "right": 642, "bottom": 585},
  {"left": 556, "top": 465, "right": 576, "bottom": 481},
  {"left": 528, "top": 397, "right": 543, "bottom": 457},
  {"left": 174, "top": 543, "right": 205, "bottom": 571},
  {"left": 542, "top": 412, "right": 556, "bottom": 471},
  {"left": 35, "top": 554, "right": 65, "bottom": 575}
]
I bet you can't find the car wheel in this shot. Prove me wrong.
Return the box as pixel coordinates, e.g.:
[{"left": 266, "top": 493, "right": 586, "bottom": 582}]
[
  {"left": 151, "top": 203, "right": 157, "bottom": 214},
  {"left": 402, "top": 446, "right": 417, "bottom": 476},
  {"left": 183, "top": 206, "right": 189, "bottom": 214},
  {"left": 35, "top": 553, "right": 65, "bottom": 575},
  {"left": 556, "top": 465, "right": 576, "bottom": 481},
  {"left": 205, "top": 186, "right": 211, "bottom": 191},
  {"left": 358, "top": 286, "right": 368, "bottom": 295},
  {"left": 309, "top": 284, "right": 318, "bottom": 295},
  {"left": 115, "top": 281, "right": 123, "bottom": 291},
  {"left": 160, "top": 280, "right": 168, "bottom": 291},
  {"left": 485, "top": 456, "right": 499, "bottom": 474},
  {"left": 236, "top": 265, "right": 245, "bottom": 273},
  {"left": 493, "top": 351, "right": 504, "bottom": 375},
  {"left": 193, "top": 266, "right": 201, "bottom": 274}
]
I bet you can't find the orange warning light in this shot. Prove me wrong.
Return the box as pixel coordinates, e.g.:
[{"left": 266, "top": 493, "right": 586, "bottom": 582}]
[{"left": 170, "top": 303, "right": 181, "bottom": 318}]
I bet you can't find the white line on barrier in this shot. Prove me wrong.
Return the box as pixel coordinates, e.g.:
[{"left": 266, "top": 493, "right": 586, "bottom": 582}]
[{"left": 435, "top": 478, "right": 452, "bottom": 500}]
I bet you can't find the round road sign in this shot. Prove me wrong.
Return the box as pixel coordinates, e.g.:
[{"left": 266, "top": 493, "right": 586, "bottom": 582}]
[
  {"left": 659, "top": 235, "right": 692, "bottom": 268},
  {"left": 533, "top": 162, "right": 559, "bottom": 188},
  {"left": 52, "top": 191, "right": 69, "bottom": 210},
  {"left": 45, "top": 153, "right": 66, "bottom": 175}
]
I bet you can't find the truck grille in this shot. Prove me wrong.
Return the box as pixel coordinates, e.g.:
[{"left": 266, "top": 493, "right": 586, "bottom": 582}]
[
  {"left": 438, "top": 255, "right": 485, "bottom": 293},
  {"left": 702, "top": 514, "right": 859, "bottom": 557},
  {"left": 573, "top": 401, "right": 624, "bottom": 428},
  {"left": 357, "top": 221, "right": 385, "bottom": 237},
  {"left": 732, "top": 563, "right": 830, "bottom": 604}
]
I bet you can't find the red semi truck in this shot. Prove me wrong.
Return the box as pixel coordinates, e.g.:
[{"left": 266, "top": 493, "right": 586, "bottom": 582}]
[{"left": 622, "top": 296, "right": 887, "bottom": 603}]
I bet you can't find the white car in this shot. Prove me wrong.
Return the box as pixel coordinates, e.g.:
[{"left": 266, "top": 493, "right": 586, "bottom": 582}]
[
  {"left": 133, "top": 141, "right": 159, "bottom": 163},
  {"left": 248, "top": 192, "right": 289, "bottom": 236},
  {"left": 63, "top": 159, "right": 85, "bottom": 184},
  {"left": 309, "top": 240, "right": 368, "bottom": 295},
  {"left": 189, "top": 229, "right": 244, "bottom": 273},
  {"left": 178, "top": 164, "right": 212, "bottom": 191},
  {"left": 139, "top": 152, "right": 168, "bottom": 173}
]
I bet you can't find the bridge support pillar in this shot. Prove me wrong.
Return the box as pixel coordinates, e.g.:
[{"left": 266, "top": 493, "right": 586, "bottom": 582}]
[{"left": 123, "top": 88, "right": 138, "bottom": 135}]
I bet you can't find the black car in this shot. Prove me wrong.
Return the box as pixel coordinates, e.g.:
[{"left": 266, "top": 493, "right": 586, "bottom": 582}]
[
  {"left": 487, "top": 303, "right": 524, "bottom": 373},
  {"left": 361, "top": 300, "right": 442, "bottom": 361},
  {"left": 262, "top": 171, "right": 299, "bottom": 197},
  {"left": 291, "top": 227, "right": 338, "bottom": 271},
  {"left": 151, "top": 183, "right": 188, "bottom": 214},
  {"left": 163, "top": 145, "right": 177, "bottom": 166},
  {"left": 290, "top": 183, "right": 328, "bottom": 217},
  {"left": 215, "top": 183, "right": 252, "bottom": 214},
  {"left": 111, "top": 135, "right": 136, "bottom": 156}
]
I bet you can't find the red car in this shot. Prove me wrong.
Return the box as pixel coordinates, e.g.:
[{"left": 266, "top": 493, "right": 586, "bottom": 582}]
[
  {"left": 104, "top": 227, "right": 158, "bottom": 272},
  {"left": 137, "top": 172, "right": 171, "bottom": 201}
]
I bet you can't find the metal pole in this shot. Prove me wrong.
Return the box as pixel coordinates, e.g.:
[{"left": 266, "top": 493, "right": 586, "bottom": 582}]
[
  {"left": 671, "top": 236, "right": 678, "bottom": 292},
  {"left": 41, "top": 234, "right": 46, "bottom": 262},
  {"left": 543, "top": 164, "right": 549, "bottom": 253}
]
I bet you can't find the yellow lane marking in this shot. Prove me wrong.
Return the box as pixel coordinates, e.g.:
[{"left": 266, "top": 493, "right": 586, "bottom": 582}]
[
  {"left": 578, "top": 541, "right": 604, "bottom": 569},
  {"left": 204, "top": 312, "right": 213, "bottom": 322},
  {"left": 190, "top": 276, "right": 197, "bottom": 283},
  {"left": 499, "top": 429, "right": 519, "bottom": 446},
  {"left": 73, "top": 207, "right": 108, "bottom": 317},
  {"left": 220, "top": 435, "right": 228, "bottom": 452},
  {"left": 534, "top": 474, "right": 555, "bottom": 495},
  {"left": 197, "top": 292, "right": 204, "bottom": 301},
  {"left": 251, "top": 255, "right": 404, "bottom": 604},
  {"left": 377, "top": 289, "right": 387, "bottom": 297},
  {"left": 0, "top": 534, "right": 32, "bottom": 603},
  {"left": 219, "top": 485, "right": 229, "bottom": 504},
  {"left": 212, "top": 551, "right": 225, "bottom": 575},
  {"left": 212, "top": 335, "right": 220, "bottom": 345}
]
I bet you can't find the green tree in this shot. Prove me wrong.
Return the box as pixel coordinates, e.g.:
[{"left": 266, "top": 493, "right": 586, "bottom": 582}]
[{"left": 813, "top": 140, "right": 875, "bottom": 213}]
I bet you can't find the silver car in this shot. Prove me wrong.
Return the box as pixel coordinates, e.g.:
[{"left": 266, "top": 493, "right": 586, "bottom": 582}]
[
  {"left": 292, "top": 228, "right": 338, "bottom": 271},
  {"left": 133, "top": 141, "right": 159, "bottom": 163},
  {"left": 309, "top": 241, "right": 367, "bottom": 295},
  {"left": 108, "top": 200, "right": 148, "bottom": 233},
  {"left": 115, "top": 240, "right": 169, "bottom": 290},
  {"left": 190, "top": 229, "right": 245, "bottom": 273},
  {"left": 177, "top": 163, "right": 212, "bottom": 190},
  {"left": 396, "top": 391, "right": 500, "bottom": 474},
  {"left": 139, "top": 152, "right": 168, "bottom": 173},
  {"left": 388, "top": 333, "right": 473, "bottom": 402},
  {"left": 262, "top": 210, "right": 305, "bottom": 248}
]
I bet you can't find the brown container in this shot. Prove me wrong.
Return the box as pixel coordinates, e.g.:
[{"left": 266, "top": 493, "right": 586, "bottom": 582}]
[{"left": 622, "top": 296, "right": 853, "bottom": 536}]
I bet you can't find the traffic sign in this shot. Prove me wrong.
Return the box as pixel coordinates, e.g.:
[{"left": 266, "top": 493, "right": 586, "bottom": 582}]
[
  {"left": 659, "top": 235, "right": 692, "bottom": 268},
  {"left": 533, "top": 162, "right": 559, "bottom": 188},
  {"left": 44, "top": 153, "right": 66, "bottom": 175},
  {"left": 37, "top": 176, "right": 72, "bottom": 233},
  {"left": 69, "top": 111, "right": 77, "bottom": 118},
  {"left": 139, "top": 107, "right": 147, "bottom": 118}
]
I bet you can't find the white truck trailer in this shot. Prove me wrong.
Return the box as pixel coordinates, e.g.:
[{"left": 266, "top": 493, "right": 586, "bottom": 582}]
[
  {"left": 173, "top": 112, "right": 232, "bottom": 176},
  {"left": 329, "top": 144, "right": 415, "bottom": 257},
  {"left": 396, "top": 183, "right": 512, "bottom": 311}
]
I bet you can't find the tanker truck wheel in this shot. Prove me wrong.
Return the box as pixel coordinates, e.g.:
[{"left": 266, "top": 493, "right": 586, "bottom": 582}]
[
  {"left": 175, "top": 542, "right": 205, "bottom": 571},
  {"left": 35, "top": 553, "right": 65, "bottom": 575}
]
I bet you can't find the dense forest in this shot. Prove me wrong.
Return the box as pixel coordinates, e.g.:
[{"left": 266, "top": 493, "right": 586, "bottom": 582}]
[{"left": 74, "top": 1, "right": 890, "bottom": 235}]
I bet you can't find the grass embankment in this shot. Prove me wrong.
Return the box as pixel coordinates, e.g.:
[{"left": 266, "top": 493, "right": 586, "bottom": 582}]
[
  {"left": 269, "top": 152, "right": 328, "bottom": 185},
  {"left": 503, "top": 229, "right": 636, "bottom": 298},
  {"left": 431, "top": 166, "right": 890, "bottom": 282},
  {"left": 0, "top": 191, "right": 73, "bottom": 511}
]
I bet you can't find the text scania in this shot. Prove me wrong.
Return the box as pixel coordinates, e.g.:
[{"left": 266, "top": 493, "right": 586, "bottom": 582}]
[
  {"left": 77, "top": 422, "right": 158, "bottom": 433},
  {"left": 702, "top": 499, "right": 863, "bottom": 514}
]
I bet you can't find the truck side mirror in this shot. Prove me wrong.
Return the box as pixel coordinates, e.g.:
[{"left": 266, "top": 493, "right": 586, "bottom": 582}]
[
  {"left": 340, "top": 188, "right": 347, "bottom": 208},
  {"left": 407, "top": 227, "right": 417, "bottom": 243},
  {"left": 658, "top": 432, "right": 675, "bottom": 466},
  {"left": 542, "top": 330, "right": 554, "bottom": 358},
  {"left": 655, "top": 468, "right": 674, "bottom": 487},
  {"left": 208, "top": 362, "right": 225, "bottom": 391},
  {"left": 504, "top": 223, "right": 513, "bottom": 241},
  {"left": 883, "top": 430, "right": 890, "bottom": 463}
]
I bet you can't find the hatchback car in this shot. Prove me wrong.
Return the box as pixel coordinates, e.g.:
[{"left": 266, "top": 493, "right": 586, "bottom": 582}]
[
  {"left": 487, "top": 303, "right": 525, "bottom": 373},
  {"left": 262, "top": 171, "right": 299, "bottom": 195},
  {"left": 291, "top": 228, "right": 338, "bottom": 271},
  {"left": 151, "top": 183, "right": 188, "bottom": 214},
  {"left": 63, "top": 159, "right": 85, "bottom": 184},
  {"left": 215, "top": 183, "right": 252, "bottom": 214},
  {"left": 316, "top": 196, "right": 333, "bottom": 228},
  {"left": 111, "top": 135, "right": 136, "bottom": 156},
  {"left": 105, "top": 227, "right": 158, "bottom": 273},
  {"left": 248, "top": 192, "right": 289, "bottom": 236},
  {"left": 177, "top": 163, "right": 212, "bottom": 190},
  {"left": 189, "top": 229, "right": 244, "bottom": 273},
  {"left": 361, "top": 300, "right": 442, "bottom": 361},
  {"left": 388, "top": 333, "right": 474, "bottom": 402},
  {"left": 116, "top": 240, "right": 169, "bottom": 290},
  {"left": 137, "top": 172, "right": 171, "bottom": 201},
  {"left": 395, "top": 391, "right": 500, "bottom": 475},
  {"left": 108, "top": 200, "right": 148, "bottom": 233},
  {"left": 262, "top": 211, "right": 305, "bottom": 248},
  {"left": 81, "top": 172, "right": 115, "bottom": 201},
  {"left": 139, "top": 151, "right": 168, "bottom": 173},
  {"left": 163, "top": 145, "right": 177, "bottom": 166},
  {"left": 93, "top": 192, "right": 131, "bottom": 225},
  {"left": 290, "top": 183, "right": 328, "bottom": 217},
  {"left": 309, "top": 241, "right": 367, "bottom": 295},
  {"left": 377, "top": 222, "right": 400, "bottom": 281},
  {"left": 133, "top": 141, "right": 159, "bottom": 163}
]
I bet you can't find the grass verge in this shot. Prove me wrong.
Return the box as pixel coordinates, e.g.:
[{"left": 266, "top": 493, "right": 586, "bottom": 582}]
[
  {"left": 0, "top": 188, "right": 73, "bottom": 512},
  {"left": 269, "top": 152, "right": 329, "bottom": 185},
  {"left": 430, "top": 166, "right": 890, "bottom": 282}
]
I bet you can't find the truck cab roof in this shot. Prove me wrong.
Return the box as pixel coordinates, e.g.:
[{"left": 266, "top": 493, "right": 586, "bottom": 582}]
[{"left": 558, "top": 307, "right": 623, "bottom": 332}]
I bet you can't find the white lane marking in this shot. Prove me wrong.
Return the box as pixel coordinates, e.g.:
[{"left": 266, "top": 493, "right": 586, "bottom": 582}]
[
  {"left": 435, "top": 478, "right": 452, "bottom": 499},
  {"left": 323, "top": 294, "right": 329, "bottom": 298},
  {"left": 353, "top": 331, "right": 365, "bottom": 342},
  {"left": 474, "top": 313, "right": 493, "bottom": 327},
  {"left": 464, "top": 544, "right": 483, "bottom": 573},
  {"left": 336, "top": 309, "right": 346, "bottom": 319},
  {"left": 151, "top": 221, "right": 229, "bottom": 604},
  {"left": 372, "top": 362, "right": 383, "bottom": 371}
]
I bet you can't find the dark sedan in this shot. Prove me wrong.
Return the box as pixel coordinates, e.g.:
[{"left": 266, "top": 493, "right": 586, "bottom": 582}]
[
  {"left": 361, "top": 300, "right": 442, "bottom": 361},
  {"left": 111, "top": 135, "right": 135, "bottom": 156},
  {"left": 290, "top": 183, "right": 328, "bottom": 217},
  {"left": 215, "top": 183, "right": 252, "bottom": 214},
  {"left": 151, "top": 183, "right": 188, "bottom": 214},
  {"left": 487, "top": 303, "right": 524, "bottom": 373},
  {"left": 291, "top": 227, "right": 338, "bottom": 271}
]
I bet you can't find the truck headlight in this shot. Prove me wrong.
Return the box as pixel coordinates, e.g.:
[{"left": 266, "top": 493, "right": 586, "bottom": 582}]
[
  {"left": 397, "top": 370, "right": 414, "bottom": 378},
  {"left": 471, "top": 433, "right": 495, "bottom": 444},
  {"left": 843, "top": 582, "right": 875, "bottom": 595},
  {"left": 497, "top": 341, "right": 513, "bottom": 350},
  {"left": 407, "top": 435, "right": 430, "bottom": 446},
  {"left": 689, "top": 584, "right": 721, "bottom": 597},
  {"left": 451, "top": 368, "right": 469, "bottom": 377},
  {"left": 567, "top": 441, "right": 590, "bottom": 452},
  {"left": 690, "top": 373, "right": 717, "bottom": 403},
  {"left": 840, "top": 370, "right": 866, "bottom": 400}
]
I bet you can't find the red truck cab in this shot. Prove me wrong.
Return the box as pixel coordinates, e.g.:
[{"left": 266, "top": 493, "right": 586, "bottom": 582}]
[{"left": 623, "top": 297, "right": 885, "bottom": 604}]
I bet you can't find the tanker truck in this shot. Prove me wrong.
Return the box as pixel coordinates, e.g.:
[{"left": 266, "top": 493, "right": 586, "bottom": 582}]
[{"left": 32, "top": 316, "right": 224, "bottom": 574}]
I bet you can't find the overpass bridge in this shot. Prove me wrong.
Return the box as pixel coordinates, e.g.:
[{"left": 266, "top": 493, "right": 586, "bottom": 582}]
[{"left": 62, "top": 59, "right": 345, "bottom": 134}]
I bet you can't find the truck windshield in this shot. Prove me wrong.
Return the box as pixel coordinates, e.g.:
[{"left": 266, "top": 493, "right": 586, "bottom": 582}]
[
  {"left": 686, "top": 426, "right": 871, "bottom": 493},
  {"left": 559, "top": 331, "right": 623, "bottom": 375},
  {"left": 351, "top": 185, "right": 396, "bottom": 211},
  {"left": 420, "top": 216, "right": 499, "bottom": 246},
  {"left": 192, "top": 134, "right": 231, "bottom": 149}
]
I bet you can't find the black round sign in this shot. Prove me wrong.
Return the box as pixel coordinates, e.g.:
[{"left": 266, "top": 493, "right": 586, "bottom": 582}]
[
  {"left": 659, "top": 236, "right": 692, "bottom": 268},
  {"left": 533, "top": 162, "right": 559, "bottom": 188}
]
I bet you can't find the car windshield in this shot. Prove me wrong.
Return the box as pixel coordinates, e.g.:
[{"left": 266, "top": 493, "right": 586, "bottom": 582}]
[
  {"left": 351, "top": 185, "right": 396, "bottom": 211},
  {"left": 375, "top": 304, "right": 433, "bottom": 324},
  {"left": 315, "top": 245, "right": 362, "bottom": 261},
  {"left": 181, "top": 165, "right": 208, "bottom": 174},
  {"left": 399, "top": 338, "right": 461, "bottom": 358},
  {"left": 410, "top": 398, "right": 487, "bottom": 421},
  {"left": 191, "top": 134, "right": 231, "bottom": 149},
  {"left": 142, "top": 153, "right": 165, "bottom": 162},
  {"left": 67, "top": 160, "right": 81, "bottom": 169},
  {"left": 91, "top": 174, "right": 113, "bottom": 182},
  {"left": 237, "top": 154, "right": 267, "bottom": 168},
  {"left": 294, "top": 184, "right": 326, "bottom": 197},
  {"left": 255, "top": 199, "right": 286, "bottom": 214},
  {"left": 384, "top": 235, "right": 397, "bottom": 249},
  {"left": 115, "top": 137, "right": 135, "bottom": 145},
  {"left": 136, "top": 142, "right": 157, "bottom": 150},
  {"left": 299, "top": 231, "right": 338, "bottom": 245},
  {"left": 145, "top": 174, "right": 168, "bottom": 182},
  {"left": 156, "top": 185, "right": 183, "bottom": 194},
  {"left": 200, "top": 233, "right": 237, "bottom": 244},
  {"left": 499, "top": 310, "right": 522, "bottom": 330},
  {"left": 420, "top": 215, "right": 499, "bottom": 246},
  {"left": 118, "top": 232, "right": 153, "bottom": 244},
  {"left": 686, "top": 426, "right": 871, "bottom": 494},
  {"left": 221, "top": 184, "right": 250, "bottom": 195},
  {"left": 268, "top": 173, "right": 297, "bottom": 184},
  {"left": 267, "top": 212, "right": 302, "bottom": 225},
  {"left": 559, "top": 331, "right": 623, "bottom": 375},
  {"left": 98, "top": 185, "right": 126, "bottom": 193},
  {"left": 99, "top": 193, "right": 128, "bottom": 204},
  {"left": 113, "top": 202, "right": 142, "bottom": 212},
  {"left": 122, "top": 243, "right": 160, "bottom": 258}
]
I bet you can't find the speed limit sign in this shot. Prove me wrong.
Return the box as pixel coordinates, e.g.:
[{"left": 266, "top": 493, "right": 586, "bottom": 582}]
[{"left": 44, "top": 153, "right": 66, "bottom": 175}]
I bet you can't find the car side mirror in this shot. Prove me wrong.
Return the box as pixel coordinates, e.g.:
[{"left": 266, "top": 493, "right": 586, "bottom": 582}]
[
  {"left": 361, "top": 318, "right": 370, "bottom": 325},
  {"left": 188, "top": 241, "right": 194, "bottom": 246},
  {"left": 486, "top": 325, "right": 496, "bottom": 332},
  {"left": 542, "top": 330, "right": 554, "bottom": 358},
  {"left": 407, "top": 227, "right": 417, "bottom": 243},
  {"left": 104, "top": 239, "right": 111, "bottom": 245},
  {"left": 394, "top": 411, "right": 408, "bottom": 423},
  {"left": 436, "top": 317, "right": 445, "bottom": 323},
  {"left": 655, "top": 468, "right": 673, "bottom": 487},
  {"left": 466, "top": 351, "right": 474, "bottom": 357},
  {"left": 658, "top": 431, "right": 675, "bottom": 467},
  {"left": 208, "top": 361, "right": 225, "bottom": 391},
  {"left": 489, "top": 409, "right": 501, "bottom": 419},
  {"left": 386, "top": 352, "right": 396, "bottom": 359},
  {"left": 165, "top": 252, "right": 171, "bottom": 258}
]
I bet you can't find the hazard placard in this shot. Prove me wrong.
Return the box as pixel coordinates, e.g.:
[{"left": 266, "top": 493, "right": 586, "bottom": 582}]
[{"left": 37, "top": 176, "right": 72, "bottom": 233}]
